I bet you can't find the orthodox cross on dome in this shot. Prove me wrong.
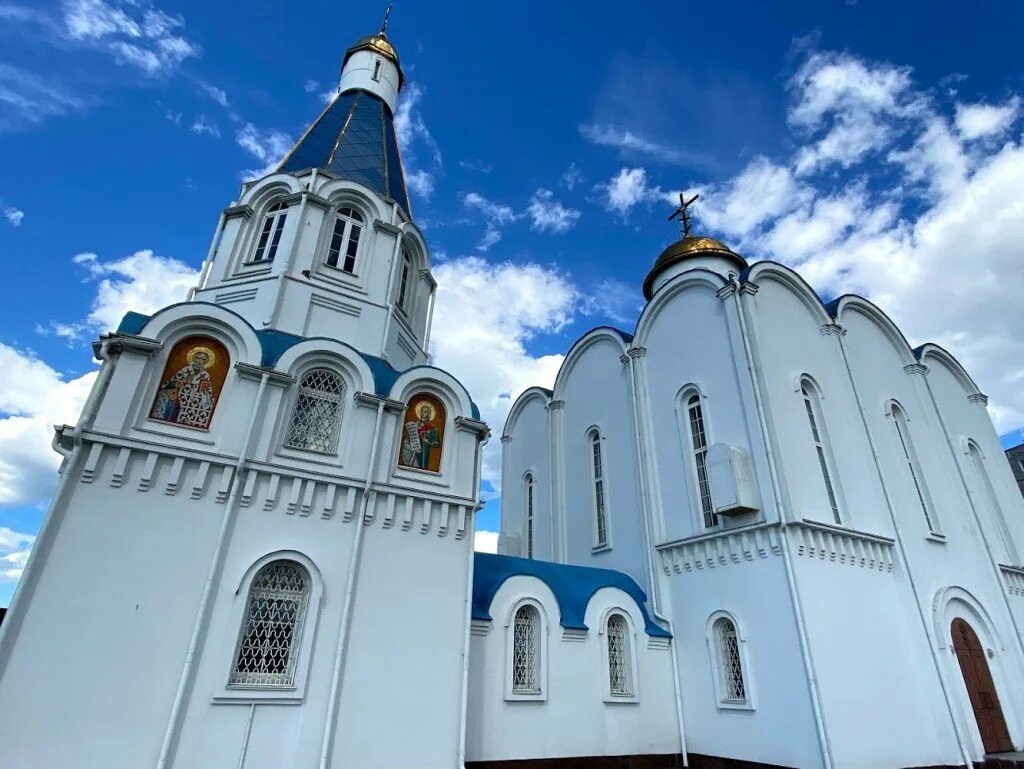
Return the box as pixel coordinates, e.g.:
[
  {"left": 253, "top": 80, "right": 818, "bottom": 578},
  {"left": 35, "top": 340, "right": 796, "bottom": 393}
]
[
  {"left": 380, "top": 1, "right": 394, "bottom": 34},
  {"left": 668, "top": 193, "right": 700, "bottom": 237}
]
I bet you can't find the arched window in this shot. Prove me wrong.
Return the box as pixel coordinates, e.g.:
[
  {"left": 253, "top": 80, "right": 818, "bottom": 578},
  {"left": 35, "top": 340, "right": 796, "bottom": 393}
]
[
  {"left": 685, "top": 392, "right": 716, "bottom": 528},
  {"left": 326, "top": 206, "right": 364, "bottom": 273},
  {"left": 253, "top": 201, "right": 288, "bottom": 263},
  {"left": 397, "top": 248, "right": 413, "bottom": 311},
  {"left": 800, "top": 380, "right": 841, "bottom": 523},
  {"left": 512, "top": 604, "right": 540, "bottom": 693},
  {"left": 524, "top": 472, "right": 535, "bottom": 559},
  {"left": 968, "top": 442, "right": 1018, "bottom": 563},
  {"left": 149, "top": 335, "right": 230, "bottom": 430},
  {"left": 230, "top": 560, "right": 309, "bottom": 687},
  {"left": 284, "top": 368, "right": 345, "bottom": 453},
  {"left": 589, "top": 430, "right": 608, "bottom": 547},
  {"left": 606, "top": 613, "right": 632, "bottom": 696},
  {"left": 890, "top": 404, "right": 938, "bottom": 533},
  {"left": 398, "top": 392, "right": 446, "bottom": 472},
  {"left": 713, "top": 616, "right": 747, "bottom": 704}
]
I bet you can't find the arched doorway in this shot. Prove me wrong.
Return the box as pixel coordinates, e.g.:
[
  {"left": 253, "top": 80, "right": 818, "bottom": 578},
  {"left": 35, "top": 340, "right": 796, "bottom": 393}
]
[{"left": 952, "top": 618, "right": 1013, "bottom": 754}]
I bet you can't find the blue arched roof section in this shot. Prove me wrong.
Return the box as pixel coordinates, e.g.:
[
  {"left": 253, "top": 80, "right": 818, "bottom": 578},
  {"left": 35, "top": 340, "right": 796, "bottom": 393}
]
[
  {"left": 116, "top": 310, "right": 480, "bottom": 419},
  {"left": 472, "top": 553, "right": 670, "bottom": 638}
]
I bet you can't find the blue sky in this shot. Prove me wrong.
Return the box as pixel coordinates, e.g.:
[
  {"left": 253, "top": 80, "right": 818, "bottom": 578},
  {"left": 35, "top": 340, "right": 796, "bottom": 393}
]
[{"left": 1, "top": 0, "right": 1023, "bottom": 603}]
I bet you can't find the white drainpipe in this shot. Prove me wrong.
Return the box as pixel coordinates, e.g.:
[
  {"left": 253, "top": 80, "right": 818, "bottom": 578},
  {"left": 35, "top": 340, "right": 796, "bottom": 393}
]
[
  {"left": 728, "top": 277, "right": 834, "bottom": 769},
  {"left": 318, "top": 397, "right": 386, "bottom": 769},
  {"left": 157, "top": 371, "right": 271, "bottom": 769}
]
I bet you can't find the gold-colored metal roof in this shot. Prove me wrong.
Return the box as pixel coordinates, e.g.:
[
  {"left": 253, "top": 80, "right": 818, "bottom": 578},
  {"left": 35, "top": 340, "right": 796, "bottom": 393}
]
[
  {"left": 343, "top": 33, "right": 405, "bottom": 87},
  {"left": 642, "top": 235, "right": 748, "bottom": 299}
]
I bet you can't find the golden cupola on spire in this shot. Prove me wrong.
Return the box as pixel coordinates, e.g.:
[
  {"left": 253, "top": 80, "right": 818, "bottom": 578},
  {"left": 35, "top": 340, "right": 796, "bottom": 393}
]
[{"left": 643, "top": 193, "right": 747, "bottom": 299}]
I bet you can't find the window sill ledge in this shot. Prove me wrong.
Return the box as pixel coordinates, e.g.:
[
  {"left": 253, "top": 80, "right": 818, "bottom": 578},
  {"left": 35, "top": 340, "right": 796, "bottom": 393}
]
[
  {"left": 603, "top": 694, "right": 640, "bottom": 705},
  {"left": 716, "top": 699, "right": 755, "bottom": 712},
  {"left": 925, "top": 532, "right": 948, "bottom": 544},
  {"left": 592, "top": 544, "right": 613, "bottom": 554},
  {"left": 505, "top": 692, "right": 547, "bottom": 703}
]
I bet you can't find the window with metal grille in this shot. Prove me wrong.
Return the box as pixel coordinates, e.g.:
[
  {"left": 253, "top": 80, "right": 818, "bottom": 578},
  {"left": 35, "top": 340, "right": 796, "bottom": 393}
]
[
  {"left": 525, "top": 473, "right": 534, "bottom": 558},
  {"left": 801, "top": 382, "right": 841, "bottom": 523},
  {"left": 590, "top": 431, "right": 608, "bottom": 547},
  {"left": 397, "top": 249, "right": 412, "bottom": 311},
  {"left": 607, "top": 614, "right": 631, "bottom": 696},
  {"left": 890, "top": 404, "right": 937, "bottom": 533},
  {"left": 253, "top": 201, "right": 288, "bottom": 263},
  {"left": 686, "top": 393, "right": 716, "bottom": 528},
  {"left": 284, "top": 369, "right": 345, "bottom": 453},
  {"left": 230, "top": 560, "right": 309, "bottom": 687},
  {"left": 714, "top": 617, "right": 746, "bottom": 702},
  {"left": 326, "top": 207, "right": 364, "bottom": 273},
  {"left": 512, "top": 604, "right": 540, "bottom": 693}
]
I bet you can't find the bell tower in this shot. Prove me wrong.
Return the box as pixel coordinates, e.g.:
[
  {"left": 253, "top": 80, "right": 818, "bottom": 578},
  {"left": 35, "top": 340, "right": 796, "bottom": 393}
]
[{"left": 189, "top": 21, "right": 434, "bottom": 369}]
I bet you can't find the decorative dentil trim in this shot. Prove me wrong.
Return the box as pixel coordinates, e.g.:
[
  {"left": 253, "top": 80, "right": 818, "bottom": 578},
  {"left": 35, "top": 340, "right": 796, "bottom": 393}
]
[
  {"left": 819, "top": 322, "right": 846, "bottom": 337},
  {"left": 903, "top": 363, "right": 929, "bottom": 376},
  {"left": 790, "top": 519, "right": 895, "bottom": 572},
  {"left": 76, "top": 438, "right": 475, "bottom": 540},
  {"left": 546, "top": 400, "right": 565, "bottom": 412},
  {"left": 1001, "top": 564, "right": 1024, "bottom": 597},
  {"left": 967, "top": 393, "right": 989, "bottom": 406},
  {"left": 656, "top": 524, "right": 782, "bottom": 575}
]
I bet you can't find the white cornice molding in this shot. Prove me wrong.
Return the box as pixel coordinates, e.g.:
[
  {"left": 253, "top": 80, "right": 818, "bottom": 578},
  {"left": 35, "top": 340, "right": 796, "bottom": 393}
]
[
  {"left": 903, "top": 363, "right": 929, "bottom": 376},
  {"left": 234, "top": 362, "right": 294, "bottom": 385},
  {"left": 223, "top": 203, "right": 254, "bottom": 220},
  {"left": 354, "top": 392, "right": 406, "bottom": 412},
  {"left": 968, "top": 393, "right": 989, "bottom": 406},
  {"left": 373, "top": 219, "right": 402, "bottom": 236}
]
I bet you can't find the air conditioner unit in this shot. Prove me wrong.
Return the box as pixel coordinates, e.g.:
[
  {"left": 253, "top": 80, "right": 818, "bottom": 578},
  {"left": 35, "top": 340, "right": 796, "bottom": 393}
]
[{"left": 707, "top": 443, "right": 760, "bottom": 516}]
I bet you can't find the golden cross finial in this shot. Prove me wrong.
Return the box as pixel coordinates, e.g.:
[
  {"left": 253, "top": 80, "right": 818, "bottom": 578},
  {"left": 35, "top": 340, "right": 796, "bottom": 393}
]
[
  {"left": 668, "top": 193, "right": 699, "bottom": 237},
  {"left": 380, "top": 2, "right": 394, "bottom": 35}
]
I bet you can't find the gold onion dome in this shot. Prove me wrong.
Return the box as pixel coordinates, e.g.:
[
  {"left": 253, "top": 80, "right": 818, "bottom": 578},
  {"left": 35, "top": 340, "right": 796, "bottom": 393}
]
[
  {"left": 642, "top": 235, "right": 748, "bottom": 299},
  {"left": 343, "top": 33, "right": 405, "bottom": 86}
]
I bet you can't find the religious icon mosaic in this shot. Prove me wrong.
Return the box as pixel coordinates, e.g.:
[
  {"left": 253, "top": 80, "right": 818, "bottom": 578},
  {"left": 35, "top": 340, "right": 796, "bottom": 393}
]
[
  {"left": 398, "top": 393, "right": 446, "bottom": 472},
  {"left": 149, "top": 335, "right": 230, "bottom": 430}
]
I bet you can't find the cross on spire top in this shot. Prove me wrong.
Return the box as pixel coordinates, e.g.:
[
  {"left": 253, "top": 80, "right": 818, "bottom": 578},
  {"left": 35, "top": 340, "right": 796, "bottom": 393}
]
[
  {"left": 668, "top": 193, "right": 700, "bottom": 237},
  {"left": 380, "top": 2, "right": 394, "bottom": 35}
]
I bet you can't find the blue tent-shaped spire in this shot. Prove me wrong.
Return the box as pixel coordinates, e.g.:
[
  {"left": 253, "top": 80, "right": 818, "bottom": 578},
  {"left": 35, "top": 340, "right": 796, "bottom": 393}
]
[{"left": 277, "top": 89, "right": 410, "bottom": 218}]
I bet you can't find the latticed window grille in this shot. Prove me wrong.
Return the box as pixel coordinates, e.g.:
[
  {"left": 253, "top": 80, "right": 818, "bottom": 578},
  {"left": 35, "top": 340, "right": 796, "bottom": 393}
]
[
  {"left": 715, "top": 618, "right": 746, "bottom": 702},
  {"left": 253, "top": 201, "right": 288, "bottom": 262},
  {"left": 607, "top": 614, "right": 631, "bottom": 696},
  {"left": 525, "top": 473, "right": 535, "bottom": 558},
  {"left": 326, "top": 206, "right": 363, "bottom": 273},
  {"left": 687, "top": 394, "right": 716, "bottom": 528},
  {"left": 230, "top": 561, "right": 309, "bottom": 687},
  {"left": 284, "top": 369, "right": 344, "bottom": 453},
  {"left": 591, "top": 432, "right": 608, "bottom": 546},
  {"left": 512, "top": 605, "right": 540, "bottom": 693},
  {"left": 801, "top": 383, "right": 841, "bottom": 523}
]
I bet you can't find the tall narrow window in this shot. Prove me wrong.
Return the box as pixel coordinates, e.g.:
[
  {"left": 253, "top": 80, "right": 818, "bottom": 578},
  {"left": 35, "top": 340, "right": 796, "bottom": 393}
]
[
  {"left": 326, "top": 206, "right": 364, "bottom": 273},
  {"left": 397, "top": 249, "right": 412, "bottom": 311},
  {"left": 590, "top": 431, "right": 608, "bottom": 547},
  {"left": 372, "top": 59, "right": 382, "bottom": 81},
  {"left": 890, "top": 405, "right": 937, "bottom": 532},
  {"left": 607, "top": 613, "right": 632, "bottom": 696},
  {"left": 230, "top": 560, "right": 309, "bottom": 687},
  {"left": 512, "top": 605, "right": 540, "bottom": 693},
  {"left": 524, "top": 473, "right": 535, "bottom": 559},
  {"left": 253, "top": 201, "right": 288, "bottom": 263},
  {"left": 801, "top": 382, "right": 841, "bottom": 523},
  {"left": 969, "top": 442, "right": 1018, "bottom": 563},
  {"left": 686, "top": 393, "right": 716, "bottom": 528},
  {"left": 714, "top": 617, "right": 747, "bottom": 703},
  {"left": 284, "top": 368, "right": 345, "bottom": 453}
]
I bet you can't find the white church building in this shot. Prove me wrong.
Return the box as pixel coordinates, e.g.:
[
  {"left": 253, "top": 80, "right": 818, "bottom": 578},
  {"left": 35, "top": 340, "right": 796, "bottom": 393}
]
[{"left": 1, "top": 20, "right": 1024, "bottom": 769}]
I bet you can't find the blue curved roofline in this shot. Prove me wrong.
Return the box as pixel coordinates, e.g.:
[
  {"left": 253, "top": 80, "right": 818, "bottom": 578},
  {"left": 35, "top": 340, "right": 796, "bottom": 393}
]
[
  {"left": 472, "top": 552, "right": 670, "bottom": 638},
  {"left": 116, "top": 306, "right": 481, "bottom": 419}
]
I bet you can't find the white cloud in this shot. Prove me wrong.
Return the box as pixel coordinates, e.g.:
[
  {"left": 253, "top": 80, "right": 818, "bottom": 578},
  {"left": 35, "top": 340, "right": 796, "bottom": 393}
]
[
  {"left": 196, "top": 80, "right": 228, "bottom": 107},
  {"left": 3, "top": 206, "right": 24, "bottom": 226},
  {"left": 462, "top": 192, "right": 518, "bottom": 251},
  {"left": 526, "top": 189, "right": 581, "bottom": 234},
  {"left": 236, "top": 123, "right": 293, "bottom": 180},
  {"left": 0, "top": 344, "right": 96, "bottom": 507},
  {"left": 474, "top": 529, "right": 499, "bottom": 553},
  {"left": 789, "top": 50, "right": 921, "bottom": 175},
  {"left": 190, "top": 114, "right": 220, "bottom": 138},
  {"left": 63, "top": 0, "right": 200, "bottom": 77},
  {"left": 580, "top": 123, "right": 703, "bottom": 166},
  {"left": 406, "top": 169, "right": 435, "bottom": 200},
  {"left": 697, "top": 157, "right": 810, "bottom": 242},
  {"left": 955, "top": 97, "right": 1020, "bottom": 140},
  {"left": 71, "top": 250, "right": 199, "bottom": 332},
  {"left": 304, "top": 80, "right": 320, "bottom": 94},
  {"left": 0, "top": 527, "right": 35, "bottom": 582},
  {"left": 0, "top": 63, "right": 88, "bottom": 131},
  {"left": 595, "top": 167, "right": 675, "bottom": 217},
  {"left": 430, "top": 257, "right": 578, "bottom": 487},
  {"left": 561, "top": 162, "right": 583, "bottom": 191}
]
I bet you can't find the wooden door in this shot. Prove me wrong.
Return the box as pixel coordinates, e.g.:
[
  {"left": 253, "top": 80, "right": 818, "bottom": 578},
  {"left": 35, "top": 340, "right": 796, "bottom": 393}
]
[{"left": 952, "top": 618, "right": 1013, "bottom": 754}]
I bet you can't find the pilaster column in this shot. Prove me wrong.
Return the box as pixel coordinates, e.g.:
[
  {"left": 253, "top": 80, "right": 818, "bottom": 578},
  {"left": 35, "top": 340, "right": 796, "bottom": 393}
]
[{"left": 546, "top": 399, "right": 567, "bottom": 563}]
